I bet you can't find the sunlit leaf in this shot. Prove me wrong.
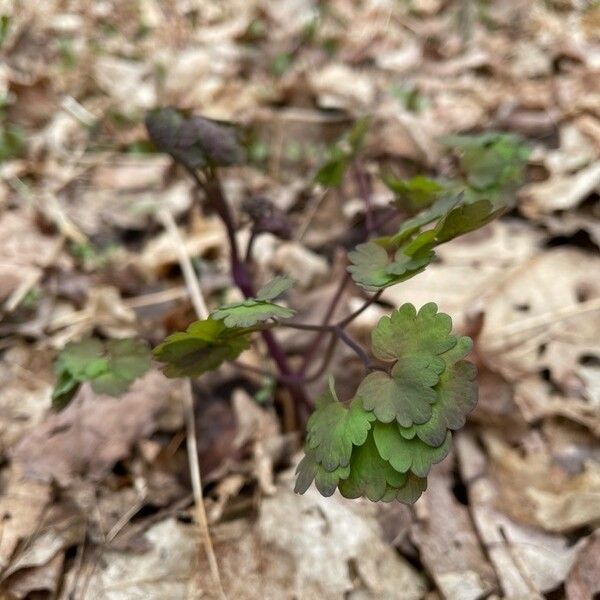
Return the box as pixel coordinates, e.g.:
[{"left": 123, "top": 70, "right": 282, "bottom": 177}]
[{"left": 371, "top": 303, "right": 456, "bottom": 364}]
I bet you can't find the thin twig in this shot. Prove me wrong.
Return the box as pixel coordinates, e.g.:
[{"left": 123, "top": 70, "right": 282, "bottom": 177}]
[
  {"left": 304, "top": 333, "right": 339, "bottom": 383},
  {"left": 183, "top": 379, "right": 226, "bottom": 600},
  {"left": 296, "top": 189, "right": 329, "bottom": 242},
  {"left": 158, "top": 209, "right": 210, "bottom": 319},
  {"left": 299, "top": 273, "right": 350, "bottom": 374},
  {"left": 244, "top": 229, "right": 258, "bottom": 263},
  {"left": 124, "top": 286, "right": 188, "bottom": 309},
  {"left": 159, "top": 209, "right": 226, "bottom": 599},
  {"left": 334, "top": 326, "right": 371, "bottom": 373},
  {"left": 337, "top": 289, "right": 383, "bottom": 328}
]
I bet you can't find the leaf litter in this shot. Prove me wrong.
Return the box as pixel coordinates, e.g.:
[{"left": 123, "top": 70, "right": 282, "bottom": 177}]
[{"left": 0, "top": 0, "right": 599, "bottom": 597}]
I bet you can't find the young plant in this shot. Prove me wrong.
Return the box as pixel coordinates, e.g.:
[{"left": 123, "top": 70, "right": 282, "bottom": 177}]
[{"left": 54, "top": 109, "right": 529, "bottom": 505}]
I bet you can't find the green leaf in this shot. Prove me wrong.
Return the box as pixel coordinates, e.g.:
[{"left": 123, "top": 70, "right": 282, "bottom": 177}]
[
  {"left": 371, "top": 303, "right": 456, "bottom": 364},
  {"left": 400, "top": 336, "right": 477, "bottom": 447},
  {"left": 153, "top": 318, "right": 252, "bottom": 377},
  {"left": 347, "top": 242, "right": 398, "bottom": 290},
  {"left": 0, "top": 15, "right": 10, "bottom": 49},
  {"left": 442, "top": 132, "right": 530, "bottom": 194},
  {"left": 434, "top": 199, "right": 502, "bottom": 244},
  {"left": 383, "top": 174, "right": 444, "bottom": 212},
  {"left": 90, "top": 339, "right": 152, "bottom": 396},
  {"left": 346, "top": 115, "right": 371, "bottom": 153},
  {"left": 373, "top": 422, "right": 452, "bottom": 477},
  {"left": 0, "top": 123, "right": 25, "bottom": 162},
  {"left": 385, "top": 247, "right": 434, "bottom": 277},
  {"left": 359, "top": 304, "right": 457, "bottom": 426},
  {"left": 357, "top": 368, "right": 439, "bottom": 427},
  {"left": 256, "top": 275, "right": 295, "bottom": 301},
  {"left": 55, "top": 338, "right": 108, "bottom": 381},
  {"left": 294, "top": 449, "right": 350, "bottom": 497},
  {"left": 212, "top": 299, "right": 295, "bottom": 328},
  {"left": 212, "top": 276, "right": 296, "bottom": 327},
  {"left": 386, "top": 195, "right": 460, "bottom": 248},
  {"left": 314, "top": 145, "right": 349, "bottom": 187},
  {"left": 387, "top": 473, "right": 428, "bottom": 504},
  {"left": 337, "top": 433, "right": 408, "bottom": 502},
  {"left": 51, "top": 371, "right": 80, "bottom": 410},
  {"left": 306, "top": 386, "right": 376, "bottom": 471},
  {"left": 53, "top": 337, "right": 152, "bottom": 409},
  {"left": 348, "top": 242, "right": 433, "bottom": 291}
]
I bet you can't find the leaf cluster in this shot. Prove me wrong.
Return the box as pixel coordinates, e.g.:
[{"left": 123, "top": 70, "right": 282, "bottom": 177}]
[
  {"left": 349, "top": 132, "right": 529, "bottom": 290},
  {"left": 295, "top": 303, "right": 477, "bottom": 504},
  {"left": 442, "top": 132, "right": 530, "bottom": 198},
  {"left": 52, "top": 338, "right": 152, "bottom": 409}
]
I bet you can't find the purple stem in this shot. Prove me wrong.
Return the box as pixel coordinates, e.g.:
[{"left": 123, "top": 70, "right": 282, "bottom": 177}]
[{"left": 190, "top": 166, "right": 311, "bottom": 411}]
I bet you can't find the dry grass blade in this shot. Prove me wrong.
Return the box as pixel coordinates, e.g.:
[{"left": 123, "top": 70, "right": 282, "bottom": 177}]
[{"left": 159, "top": 209, "right": 226, "bottom": 599}]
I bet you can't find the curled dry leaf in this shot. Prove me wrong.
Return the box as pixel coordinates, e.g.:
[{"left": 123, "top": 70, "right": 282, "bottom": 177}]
[
  {"left": 479, "top": 248, "right": 600, "bottom": 385},
  {"left": 0, "top": 345, "right": 54, "bottom": 453},
  {"left": 485, "top": 433, "right": 600, "bottom": 532},
  {"left": 2, "top": 552, "right": 64, "bottom": 599},
  {"left": 456, "top": 432, "right": 583, "bottom": 598},
  {"left": 411, "top": 458, "right": 498, "bottom": 600},
  {"left": 565, "top": 531, "right": 600, "bottom": 600},
  {"left": 62, "top": 518, "right": 200, "bottom": 600},
  {"left": 0, "top": 472, "right": 51, "bottom": 573},
  {"left": 47, "top": 286, "right": 139, "bottom": 345},
  {"left": 0, "top": 211, "right": 63, "bottom": 307},
  {"left": 520, "top": 161, "right": 600, "bottom": 217},
  {"left": 10, "top": 370, "right": 184, "bottom": 486},
  {"left": 1, "top": 502, "right": 85, "bottom": 588},
  {"left": 258, "top": 472, "right": 426, "bottom": 599},
  {"left": 308, "top": 63, "right": 376, "bottom": 112}
]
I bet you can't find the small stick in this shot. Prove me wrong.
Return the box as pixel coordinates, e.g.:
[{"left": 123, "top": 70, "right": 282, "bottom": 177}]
[
  {"left": 159, "top": 209, "right": 226, "bottom": 599},
  {"left": 183, "top": 379, "right": 226, "bottom": 600},
  {"left": 158, "top": 209, "right": 210, "bottom": 320}
]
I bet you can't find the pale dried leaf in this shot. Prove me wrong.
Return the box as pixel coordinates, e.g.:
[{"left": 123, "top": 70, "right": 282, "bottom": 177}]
[{"left": 11, "top": 371, "right": 184, "bottom": 486}]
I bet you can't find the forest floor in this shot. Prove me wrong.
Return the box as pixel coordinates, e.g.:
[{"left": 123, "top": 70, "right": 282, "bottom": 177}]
[{"left": 1, "top": 1, "right": 600, "bottom": 598}]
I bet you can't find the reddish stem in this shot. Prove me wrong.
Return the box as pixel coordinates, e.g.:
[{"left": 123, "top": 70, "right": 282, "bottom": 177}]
[
  {"left": 187, "top": 165, "right": 311, "bottom": 412},
  {"left": 298, "top": 272, "right": 350, "bottom": 374}
]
